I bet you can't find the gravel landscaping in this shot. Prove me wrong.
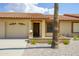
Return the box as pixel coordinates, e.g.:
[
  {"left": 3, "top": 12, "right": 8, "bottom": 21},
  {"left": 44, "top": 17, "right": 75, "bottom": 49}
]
[{"left": 23, "top": 39, "right": 79, "bottom": 56}]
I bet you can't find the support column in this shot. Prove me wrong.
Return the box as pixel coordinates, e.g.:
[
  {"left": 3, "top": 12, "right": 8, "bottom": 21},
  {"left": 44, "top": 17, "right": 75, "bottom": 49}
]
[
  {"left": 42, "top": 20, "right": 45, "bottom": 38},
  {"left": 28, "top": 20, "right": 33, "bottom": 39},
  {"left": 5, "top": 22, "right": 7, "bottom": 39}
]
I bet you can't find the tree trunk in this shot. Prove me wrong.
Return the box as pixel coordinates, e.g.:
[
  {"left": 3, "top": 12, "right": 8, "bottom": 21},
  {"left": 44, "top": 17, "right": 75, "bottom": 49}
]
[{"left": 51, "top": 3, "right": 59, "bottom": 48}]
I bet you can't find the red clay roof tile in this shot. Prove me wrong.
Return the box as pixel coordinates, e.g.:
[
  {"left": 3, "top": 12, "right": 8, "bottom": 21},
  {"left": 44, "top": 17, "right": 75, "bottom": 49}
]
[{"left": 0, "top": 13, "right": 79, "bottom": 21}]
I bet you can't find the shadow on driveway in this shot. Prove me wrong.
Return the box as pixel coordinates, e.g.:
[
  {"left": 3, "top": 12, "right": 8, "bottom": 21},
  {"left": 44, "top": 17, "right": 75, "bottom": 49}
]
[{"left": 0, "top": 46, "right": 52, "bottom": 50}]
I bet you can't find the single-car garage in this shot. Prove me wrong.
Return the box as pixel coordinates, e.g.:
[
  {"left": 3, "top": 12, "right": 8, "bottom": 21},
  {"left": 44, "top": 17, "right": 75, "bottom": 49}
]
[{"left": 6, "top": 21, "right": 28, "bottom": 39}]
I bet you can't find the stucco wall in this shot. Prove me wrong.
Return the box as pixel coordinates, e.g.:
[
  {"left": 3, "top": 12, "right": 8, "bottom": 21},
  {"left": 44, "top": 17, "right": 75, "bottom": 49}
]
[
  {"left": 0, "top": 21, "right": 5, "bottom": 39},
  {"left": 41, "top": 20, "right": 45, "bottom": 38},
  {"left": 0, "top": 19, "right": 46, "bottom": 39},
  {"left": 46, "top": 33, "right": 52, "bottom": 37},
  {"left": 0, "top": 19, "right": 73, "bottom": 39},
  {"left": 59, "top": 21, "right": 72, "bottom": 36},
  {"left": 45, "top": 21, "right": 72, "bottom": 37}
]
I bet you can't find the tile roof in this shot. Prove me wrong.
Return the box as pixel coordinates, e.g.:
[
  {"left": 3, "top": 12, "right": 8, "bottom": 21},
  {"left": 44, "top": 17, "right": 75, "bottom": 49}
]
[
  {"left": 0, "top": 12, "right": 47, "bottom": 19},
  {"left": 0, "top": 12, "right": 79, "bottom": 21},
  {"left": 46, "top": 15, "right": 79, "bottom": 21},
  {"left": 64, "top": 14, "right": 79, "bottom": 18}
]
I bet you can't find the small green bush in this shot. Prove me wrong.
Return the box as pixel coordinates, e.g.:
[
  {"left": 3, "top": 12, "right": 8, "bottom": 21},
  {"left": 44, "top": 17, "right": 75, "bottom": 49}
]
[
  {"left": 73, "top": 34, "right": 79, "bottom": 40},
  {"left": 63, "top": 39, "right": 70, "bottom": 45},
  {"left": 27, "top": 40, "right": 30, "bottom": 43},
  {"left": 48, "top": 39, "right": 52, "bottom": 45},
  {"left": 31, "top": 39, "right": 36, "bottom": 45}
]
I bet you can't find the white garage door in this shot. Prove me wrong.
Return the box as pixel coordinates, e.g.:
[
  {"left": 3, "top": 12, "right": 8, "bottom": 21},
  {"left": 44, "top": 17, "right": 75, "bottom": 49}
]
[
  {"left": 6, "top": 22, "right": 28, "bottom": 39},
  {"left": 73, "top": 23, "right": 79, "bottom": 32}
]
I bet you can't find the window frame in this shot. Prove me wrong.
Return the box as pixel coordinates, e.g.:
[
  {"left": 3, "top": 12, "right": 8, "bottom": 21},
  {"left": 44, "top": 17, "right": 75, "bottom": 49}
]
[
  {"left": 9, "top": 23, "right": 16, "bottom": 25},
  {"left": 46, "top": 22, "right": 53, "bottom": 33},
  {"left": 72, "top": 22, "right": 79, "bottom": 33}
]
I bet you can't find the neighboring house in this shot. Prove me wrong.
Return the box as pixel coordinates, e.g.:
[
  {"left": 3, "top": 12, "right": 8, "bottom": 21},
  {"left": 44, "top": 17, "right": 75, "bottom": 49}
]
[{"left": 0, "top": 12, "right": 79, "bottom": 39}]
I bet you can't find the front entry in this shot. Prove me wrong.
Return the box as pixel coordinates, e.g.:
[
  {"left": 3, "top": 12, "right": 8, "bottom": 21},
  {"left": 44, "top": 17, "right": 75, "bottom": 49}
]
[{"left": 33, "top": 23, "right": 40, "bottom": 37}]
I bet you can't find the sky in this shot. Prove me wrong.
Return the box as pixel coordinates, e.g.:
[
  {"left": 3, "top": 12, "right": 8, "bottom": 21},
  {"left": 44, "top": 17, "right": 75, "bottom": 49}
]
[{"left": 0, "top": 3, "right": 79, "bottom": 15}]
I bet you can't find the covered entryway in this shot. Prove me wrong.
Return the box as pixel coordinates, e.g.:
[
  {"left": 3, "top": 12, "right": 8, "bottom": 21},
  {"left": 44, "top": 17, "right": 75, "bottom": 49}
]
[
  {"left": 33, "top": 23, "right": 40, "bottom": 37},
  {"left": 6, "top": 22, "right": 28, "bottom": 39}
]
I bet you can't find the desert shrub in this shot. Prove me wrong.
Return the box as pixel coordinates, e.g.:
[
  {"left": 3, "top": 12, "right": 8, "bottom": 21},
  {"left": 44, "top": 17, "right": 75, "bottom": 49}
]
[
  {"left": 58, "top": 35, "right": 66, "bottom": 43},
  {"left": 27, "top": 40, "right": 30, "bottom": 43},
  {"left": 73, "top": 34, "right": 79, "bottom": 40},
  {"left": 63, "top": 39, "right": 70, "bottom": 45},
  {"left": 48, "top": 39, "right": 52, "bottom": 45},
  {"left": 31, "top": 39, "right": 36, "bottom": 45}
]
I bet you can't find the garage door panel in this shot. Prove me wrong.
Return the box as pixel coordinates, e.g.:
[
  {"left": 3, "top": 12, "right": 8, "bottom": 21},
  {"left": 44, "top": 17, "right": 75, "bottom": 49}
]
[{"left": 7, "top": 22, "right": 28, "bottom": 39}]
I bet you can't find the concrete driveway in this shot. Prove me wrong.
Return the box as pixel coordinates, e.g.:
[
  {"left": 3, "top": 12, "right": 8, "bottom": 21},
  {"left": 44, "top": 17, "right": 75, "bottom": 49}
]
[{"left": 0, "top": 39, "right": 27, "bottom": 56}]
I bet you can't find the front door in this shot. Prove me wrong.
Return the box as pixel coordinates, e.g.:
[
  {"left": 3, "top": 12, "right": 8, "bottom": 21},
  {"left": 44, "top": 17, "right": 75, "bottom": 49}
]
[{"left": 33, "top": 23, "right": 40, "bottom": 37}]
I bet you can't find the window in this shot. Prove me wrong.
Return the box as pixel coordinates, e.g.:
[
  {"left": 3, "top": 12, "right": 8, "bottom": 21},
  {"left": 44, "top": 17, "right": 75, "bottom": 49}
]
[
  {"left": 9, "top": 23, "right": 16, "bottom": 25},
  {"left": 18, "top": 23, "right": 25, "bottom": 25},
  {"left": 73, "top": 23, "right": 79, "bottom": 33},
  {"left": 46, "top": 22, "right": 53, "bottom": 32}
]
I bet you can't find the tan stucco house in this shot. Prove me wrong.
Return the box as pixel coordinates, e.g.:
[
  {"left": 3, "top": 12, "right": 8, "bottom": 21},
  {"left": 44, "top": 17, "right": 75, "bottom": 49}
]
[{"left": 0, "top": 12, "right": 79, "bottom": 39}]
